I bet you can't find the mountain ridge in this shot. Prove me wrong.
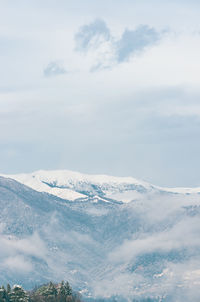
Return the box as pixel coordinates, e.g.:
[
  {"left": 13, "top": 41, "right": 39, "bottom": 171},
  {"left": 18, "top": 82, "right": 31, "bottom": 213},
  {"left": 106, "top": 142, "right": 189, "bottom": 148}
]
[{"left": 1, "top": 169, "right": 200, "bottom": 203}]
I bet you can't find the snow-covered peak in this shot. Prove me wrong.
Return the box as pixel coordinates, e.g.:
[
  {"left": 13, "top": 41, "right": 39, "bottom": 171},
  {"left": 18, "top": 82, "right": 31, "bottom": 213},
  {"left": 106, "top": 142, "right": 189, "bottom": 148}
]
[
  {"left": 1, "top": 169, "right": 154, "bottom": 202},
  {"left": 1, "top": 169, "right": 200, "bottom": 203},
  {"left": 0, "top": 171, "right": 86, "bottom": 201},
  {"left": 31, "top": 169, "right": 151, "bottom": 187}
]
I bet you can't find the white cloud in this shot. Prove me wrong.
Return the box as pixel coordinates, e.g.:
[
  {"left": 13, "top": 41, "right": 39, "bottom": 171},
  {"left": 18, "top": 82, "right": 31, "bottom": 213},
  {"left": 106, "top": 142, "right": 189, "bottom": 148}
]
[
  {"left": 4, "top": 256, "right": 33, "bottom": 273},
  {"left": 108, "top": 217, "right": 200, "bottom": 264},
  {"left": 0, "top": 232, "right": 47, "bottom": 274}
]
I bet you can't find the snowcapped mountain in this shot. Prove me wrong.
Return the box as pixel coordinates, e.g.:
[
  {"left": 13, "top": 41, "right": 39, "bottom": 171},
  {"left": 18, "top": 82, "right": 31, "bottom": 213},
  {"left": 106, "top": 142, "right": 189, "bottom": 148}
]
[
  {"left": 1, "top": 170, "right": 200, "bottom": 301},
  {"left": 2, "top": 169, "right": 200, "bottom": 203},
  {"left": 1, "top": 169, "right": 156, "bottom": 202}
]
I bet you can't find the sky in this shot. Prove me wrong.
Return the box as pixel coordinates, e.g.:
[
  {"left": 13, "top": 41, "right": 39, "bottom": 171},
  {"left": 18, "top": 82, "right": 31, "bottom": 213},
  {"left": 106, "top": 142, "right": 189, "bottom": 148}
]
[{"left": 1, "top": 0, "right": 200, "bottom": 187}]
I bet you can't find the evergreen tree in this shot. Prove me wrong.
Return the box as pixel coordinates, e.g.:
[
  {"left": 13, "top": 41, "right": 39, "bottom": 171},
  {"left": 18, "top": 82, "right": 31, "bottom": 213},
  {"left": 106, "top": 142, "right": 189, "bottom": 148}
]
[
  {"left": 6, "top": 285, "right": 11, "bottom": 295},
  {"left": 6, "top": 285, "right": 11, "bottom": 302},
  {"left": 9, "top": 285, "right": 29, "bottom": 302},
  {"left": 47, "top": 282, "right": 57, "bottom": 297},
  {"left": 0, "top": 286, "right": 7, "bottom": 302},
  {"left": 64, "top": 283, "right": 72, "bottom": 297},
  {"left": 42, "top": 282, "right": 57, "bottom": 302},
  {"left": 0, "top": 281, "right": 80, "bottom": 302},
  {"left": 57, "top": 282, "right": 65, "bottom": 302}
]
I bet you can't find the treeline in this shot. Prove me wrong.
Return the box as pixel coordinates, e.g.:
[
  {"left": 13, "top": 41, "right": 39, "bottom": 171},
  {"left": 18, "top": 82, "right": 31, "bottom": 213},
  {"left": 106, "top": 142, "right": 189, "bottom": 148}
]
[{"left": 0, "top": 281, "right": 81, "bottom": 302}]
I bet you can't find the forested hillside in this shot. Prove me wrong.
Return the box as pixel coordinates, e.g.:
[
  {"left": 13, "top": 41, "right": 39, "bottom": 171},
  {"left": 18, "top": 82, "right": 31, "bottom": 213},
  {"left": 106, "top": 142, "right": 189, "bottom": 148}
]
[{"left": 0, "top": 282, "right": 81, "bottom": 302}]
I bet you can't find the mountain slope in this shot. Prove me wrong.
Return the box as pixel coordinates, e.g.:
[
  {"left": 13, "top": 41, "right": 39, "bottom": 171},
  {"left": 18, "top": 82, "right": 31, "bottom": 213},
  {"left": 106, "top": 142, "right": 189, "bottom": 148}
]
[{"left": 0, "top": 173, "right": 200, "bottom": 301}]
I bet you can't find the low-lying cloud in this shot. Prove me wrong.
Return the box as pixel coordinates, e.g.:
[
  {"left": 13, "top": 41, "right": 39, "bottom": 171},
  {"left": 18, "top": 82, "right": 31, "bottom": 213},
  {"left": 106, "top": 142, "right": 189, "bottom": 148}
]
[{"left": 0, "top": 232, "right": 47, "bottom": 274}]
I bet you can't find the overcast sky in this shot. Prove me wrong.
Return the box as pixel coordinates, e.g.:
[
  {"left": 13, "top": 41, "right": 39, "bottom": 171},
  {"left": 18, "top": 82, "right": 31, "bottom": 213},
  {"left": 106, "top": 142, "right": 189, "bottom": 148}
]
[{"left": 1, "top": 0, "right": 200, "bottom": 187}]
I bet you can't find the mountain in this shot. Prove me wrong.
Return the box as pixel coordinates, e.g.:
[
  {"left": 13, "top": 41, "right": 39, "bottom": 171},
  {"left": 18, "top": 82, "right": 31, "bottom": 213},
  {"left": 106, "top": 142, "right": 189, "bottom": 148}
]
[
  {"left": 1, "top": 169, "right": 157, "bottom": 203},
  {"left": 3, "top": 169, "right": 200, "bottom": 203},
  {"left": 0, "top": 171, "right": 200, "bottom": 301}
]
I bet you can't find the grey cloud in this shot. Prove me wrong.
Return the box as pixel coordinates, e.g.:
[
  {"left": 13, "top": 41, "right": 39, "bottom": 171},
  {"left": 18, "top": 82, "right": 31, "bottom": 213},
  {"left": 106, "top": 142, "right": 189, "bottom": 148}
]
[
  {"left": 44, "top": 62, "right": 67, "bottom": 77},
  {"left": 116, "top": 25, "right": 160, "bottom": 62},
  {"left": 75, "top": 19, "right": 161, "bottom": 69},
  {"left": 75, "top": 19, "right": 111, "bottom": 52}
]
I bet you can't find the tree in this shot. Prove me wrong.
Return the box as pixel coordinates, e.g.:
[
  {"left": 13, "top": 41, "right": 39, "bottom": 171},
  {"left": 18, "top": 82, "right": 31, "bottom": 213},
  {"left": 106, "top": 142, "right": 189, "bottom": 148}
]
[
  {"left": 57, "top": 282, "right": 66, "bottom": 302},
  {"left": 64, "top": 283, "right": 72, "bottom": 297},
  {"left": 57, "top": 281, "right": 72, "bottom": 302},
  {"left": 0, "top": 281, "right": 80, "bottom": 302},
  {"left": 6, "top": 285, "right": 11, "bottom": 295},
  {"left": 9, "top": 285, "right": 29, "bottom": 302},
  {"left": 41, "top": 282, "right": 57, "bottom": 302},
  {"left": 0, "top": 286, "right": 7, "bottom": 302},
  {"left": 6, "top": 284, "right": 11, "bottom": 302}
]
